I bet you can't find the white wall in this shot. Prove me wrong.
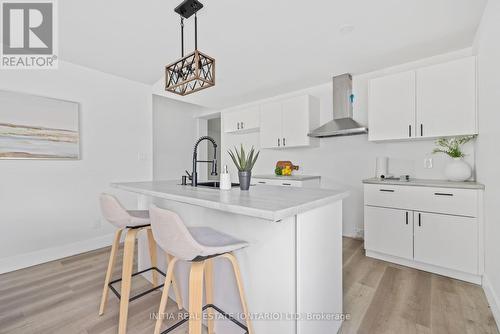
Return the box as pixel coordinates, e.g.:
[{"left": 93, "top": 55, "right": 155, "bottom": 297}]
[
  {"left": 0, "top": 61, "right": 152, "bottom": 273},
  {"left": 221, "top": 49, "right": 476, "bottom": 237},
  {"left": 475, "top": 0, "right": 500, "bottom": 327},
  {"left": 153, "top": 95, "right": 206, "bottom": 181}
]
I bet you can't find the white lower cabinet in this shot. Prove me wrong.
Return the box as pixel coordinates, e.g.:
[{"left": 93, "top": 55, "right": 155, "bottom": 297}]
[
  {"left": 413, "top": 212, "right": 477, "bottom": 274},
  {"left": 364, "top": 206, "right": 413, "bottom": 260},
  {"left": 363, "top": 183, "right": 483, "bottom": 284}
]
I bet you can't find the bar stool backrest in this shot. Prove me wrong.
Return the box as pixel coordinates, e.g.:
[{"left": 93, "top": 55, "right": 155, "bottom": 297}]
[
  {"left": 100, "top": 193, "right": 131, "bottom": 229},
  {"left": 149, "top": 205, "right": 203, "bottom": 261}
]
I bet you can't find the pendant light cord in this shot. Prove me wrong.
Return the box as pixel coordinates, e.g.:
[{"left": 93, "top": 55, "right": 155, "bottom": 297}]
[
  {"left": 194, "top": 13, "right": 198, "bottom": 50},
  {"left": 180, "top": 17, "right": 184, "bottom": 57}
]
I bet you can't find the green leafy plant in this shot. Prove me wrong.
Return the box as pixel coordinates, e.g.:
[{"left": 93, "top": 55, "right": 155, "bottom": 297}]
[
  {"left": 432, "top": 135, "right": 477, "bottom": 158},
  {"left": 228, "top": 145, "right": 260, "bottom": 172}
]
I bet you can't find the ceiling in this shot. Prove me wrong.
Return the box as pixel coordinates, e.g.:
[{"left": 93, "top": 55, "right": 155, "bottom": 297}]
[{"left": 60, "top": 0, "right": 487, "bottom": 109}]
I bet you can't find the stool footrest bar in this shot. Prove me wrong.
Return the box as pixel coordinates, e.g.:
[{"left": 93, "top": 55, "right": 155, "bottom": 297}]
[
  {"left": 161, "top": 304, "right": 248, "bottom": 334},
  {"left": 108, "top": 267, "right": 167, "bottom": 302}
]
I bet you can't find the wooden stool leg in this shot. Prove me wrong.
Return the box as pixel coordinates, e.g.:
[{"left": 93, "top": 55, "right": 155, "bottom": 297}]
[
  {"left": 146, "top": 228, "right": 159, "bottom": 287},
  {"left": 167, "top": 253, "right": 184, "bottom": 310},
  {"left": 188, "top": 261, "right": 205, "bottom": 334},
  {"left": 98, "top": 228, "right": 123, "bottom": 315},
  {"left": 221, "top": 253, "right": 254, "bottom": 334},
  {"left": 204, "top": 259, "right": 215, "bottom": 334},
  {"left": 118, "top": 228, "right": 139, "bottom": 334},
  {"left": 153, "top": 257, "right": 179, "bottom": 334}
]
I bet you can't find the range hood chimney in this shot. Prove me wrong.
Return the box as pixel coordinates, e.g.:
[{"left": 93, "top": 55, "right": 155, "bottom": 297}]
[{"left": 308, "top": 74, "right": 368, "bottom": 138}]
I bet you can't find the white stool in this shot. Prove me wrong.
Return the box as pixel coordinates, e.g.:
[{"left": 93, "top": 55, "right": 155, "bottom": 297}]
[
  {"left": 149, "top": 204, "right": 254, "bottom": 334},
  {"left": 98, "top": 194, "right": 183, "bottom": 334}
]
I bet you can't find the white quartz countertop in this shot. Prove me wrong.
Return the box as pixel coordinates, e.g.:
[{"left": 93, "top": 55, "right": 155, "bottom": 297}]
[
  {"left": 112, "top": 180, "right": 349, "bottom": 221},
  {"left": 253, "top": 174, "right": 321, "bottom": 181},
  {"left": 363, "top": 177, "right": 485, "bottom": 190}
]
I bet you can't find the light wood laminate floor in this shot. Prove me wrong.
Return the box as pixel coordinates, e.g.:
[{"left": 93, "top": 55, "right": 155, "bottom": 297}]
[{"left": 0, "top": 238, "right": 497, "bottom": 334}]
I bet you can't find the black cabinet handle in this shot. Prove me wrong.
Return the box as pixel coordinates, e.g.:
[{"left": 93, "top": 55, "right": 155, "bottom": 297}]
[
  {"left": 379, "top": 189, "right": 395, "bottom": 192},
  {"left": 405, "top": 211, "right": 409, "bottom": 225},
  {"left": 258, "top": 181, "right": 266, "bottom": 184},
  {"left": 418, "top": 213, "right": 422, "bottom": 227},
  {"left": 237, "top": 122, "right": 240, "bottom": 130},
  {"left": 241, "top": 122, "right": 244, "bottom": 129},
  {"left": 434, "top": 192, "right": 454, "bottom": 196},
  {"left": 282, "top": 183, "right": 292, "bottom": 186},
  {"left": 409, "top": 125, "right": 412, "bottom": 137},
  {"left": 283, "top": 138, "right": 286, "bottom": 146},
  {"left": 278, "top": 138, "right": 280, "bottom": 146},
  {"left": 420, "top": 124, "right": 423, "bottom": 136}
]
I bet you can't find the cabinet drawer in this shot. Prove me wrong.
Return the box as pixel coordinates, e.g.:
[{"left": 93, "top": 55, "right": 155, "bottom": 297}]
[
  {"left": 364, "top": 184, "right": 478, "bottom": 217},
  {"left": 364, "top": 184, "right": 414, "bottom": 209},
  {"left": 253, "top": 178, "right": 302, "bottom": 187},
  {"left": 411, "top": 187, "right": 478, "bottom": 217}
]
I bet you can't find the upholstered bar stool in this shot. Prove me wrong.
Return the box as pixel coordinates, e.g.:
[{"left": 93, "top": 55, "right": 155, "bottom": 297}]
[
  {"left": 98, "top": 194, "right": 183, "bottom": 334},
  {"left": 149, "top": 205, "right": 254, "bottom": 334}
]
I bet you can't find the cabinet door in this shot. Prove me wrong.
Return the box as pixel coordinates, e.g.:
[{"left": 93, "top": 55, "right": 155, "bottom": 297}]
[
  {"left": 223, "top": 111, "right": 239, "bottom": 133},
  {"left": 260, "top": 101, "right": 282, "bottom": 148},
  {"left": 364, "top": 206, "right": 413, "bottom": 259},
  {"left": 368, "top": 71, "right": 416, "bottom": 141},
  {"left": 414, "top": 212, "right": 477, "bottom": 274},
  {"left": 416, "top": 57, "right": 477, "bottom": 138},
  {"left": 239, "top": 105, "right": 260, "bottom": 131},
  {"left": 282, "top": 96, "right": 310, "bottom": 147}
]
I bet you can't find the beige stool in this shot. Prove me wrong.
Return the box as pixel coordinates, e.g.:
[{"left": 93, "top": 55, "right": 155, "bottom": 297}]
[
  {"left": 149, "top": 204, "right": 254, "bottom": 334},
  {"left": 98, "top": 194, "right": 183, "bottom": 334}
]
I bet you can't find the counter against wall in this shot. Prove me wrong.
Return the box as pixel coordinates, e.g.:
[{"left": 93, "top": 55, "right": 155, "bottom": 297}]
[{"left": 363, "top": 177, "right": 485, "bottom": 190}]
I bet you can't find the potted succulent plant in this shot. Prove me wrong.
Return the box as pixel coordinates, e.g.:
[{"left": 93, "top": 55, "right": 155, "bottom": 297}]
[
  {"left": 228, "top": 145, "right": 260, "bottom": 190},
  {"left": 432, "top": 135, "right": 476, "bottom": 181}
]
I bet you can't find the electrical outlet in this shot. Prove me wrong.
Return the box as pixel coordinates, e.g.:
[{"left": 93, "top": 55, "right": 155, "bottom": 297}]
[{"left": 424, "top": 158, "right": 433, "bottom": 169}]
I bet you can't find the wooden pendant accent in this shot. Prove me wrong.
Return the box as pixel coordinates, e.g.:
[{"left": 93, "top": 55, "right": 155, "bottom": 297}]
[{"left": 165, "top": 49, "right": 215, "bottom": 96}]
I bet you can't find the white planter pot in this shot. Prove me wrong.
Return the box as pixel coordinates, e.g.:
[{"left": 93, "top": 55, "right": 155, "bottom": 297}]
[{"left": 444, "top": 157, "right": 472, "bottom": 181}]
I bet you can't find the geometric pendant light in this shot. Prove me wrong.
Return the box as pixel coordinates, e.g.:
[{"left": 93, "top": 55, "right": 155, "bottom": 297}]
[{"left": 165, "top": 0, "right": 215, "bottom": 96}]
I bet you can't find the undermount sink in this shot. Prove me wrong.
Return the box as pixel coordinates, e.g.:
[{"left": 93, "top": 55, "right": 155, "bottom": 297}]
[{"left": 196, "top": 181, "right": 239, "bottom": 188}]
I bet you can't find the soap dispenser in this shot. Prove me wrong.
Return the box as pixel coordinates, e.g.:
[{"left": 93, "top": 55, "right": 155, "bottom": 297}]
[{"left": 220, "top": 165, "right": 231, "bottom": 190}]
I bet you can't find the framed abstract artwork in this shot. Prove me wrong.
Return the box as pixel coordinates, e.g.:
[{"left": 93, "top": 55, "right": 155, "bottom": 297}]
[{"left": 0, "top": 90, "right": 80, "bottom": 159}]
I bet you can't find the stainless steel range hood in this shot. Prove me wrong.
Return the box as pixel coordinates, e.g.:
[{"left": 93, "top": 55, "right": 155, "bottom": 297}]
[{"left": 308, "top": 74, "right": 368, "bottom": 138}]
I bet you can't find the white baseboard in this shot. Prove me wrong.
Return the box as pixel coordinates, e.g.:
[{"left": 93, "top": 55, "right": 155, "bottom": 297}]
[
  {"left": 0, "top": 233, "right": 114, "bottom": 275},
  {"left": 343, "top": 228, "right": 364, "bottom": 239},
  {"left": 483, "top": 274, "right": 500, "bottom": 330}
]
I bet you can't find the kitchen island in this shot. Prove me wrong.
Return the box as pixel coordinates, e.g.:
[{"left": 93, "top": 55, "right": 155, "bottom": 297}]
[{"left": 112, "top": 180, "right": 349, "bottom": 334}]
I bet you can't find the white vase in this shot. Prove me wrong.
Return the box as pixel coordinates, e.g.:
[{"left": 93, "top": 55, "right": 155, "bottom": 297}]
[{"left": 444, "top": 157, "right": 472, "bottom": 181}]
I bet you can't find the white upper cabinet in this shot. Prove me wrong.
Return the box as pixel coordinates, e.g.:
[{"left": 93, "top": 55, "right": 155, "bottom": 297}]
[
  {"left": 223, "top": 105, "right": 260, "bottom": 133},
  {"left": 368, "top": 57, "right": 477, "bottom": 141},
  {"left": 260, "top": 95, "right": 319, "bottom": 149},
  {"left": 260, "top": 101, "right": 282, "bottom": 148},
  {"left": 368, "top": 71, "right": 416, "bottom": 141},
  {"left": 416, "top": 57, "right": 477, "bottom": 138}
]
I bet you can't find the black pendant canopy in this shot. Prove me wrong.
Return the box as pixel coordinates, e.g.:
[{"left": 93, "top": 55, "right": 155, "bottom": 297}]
[{"left": 174, "top": 0, "right": 203, "bottom": 19}]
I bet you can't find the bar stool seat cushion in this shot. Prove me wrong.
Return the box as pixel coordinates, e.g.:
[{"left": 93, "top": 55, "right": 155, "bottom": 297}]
[
  {"left": 126, "top": 210, "right": 150, "bottom": 226},
  {"left": 189, "top": 227, "right": 248, "bottom": 258},
  {"left": 150, "top": 205, "right": 248, "bottom": 261},
  {"left": 100, "top": 193, "right": 150, "bottom": 229}
]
